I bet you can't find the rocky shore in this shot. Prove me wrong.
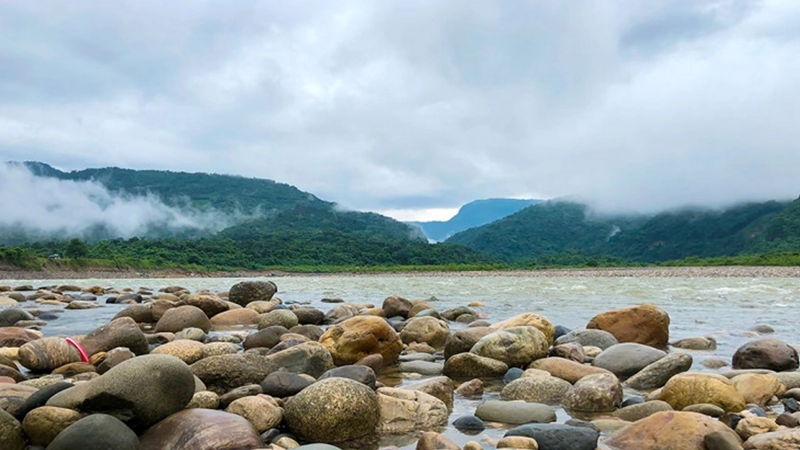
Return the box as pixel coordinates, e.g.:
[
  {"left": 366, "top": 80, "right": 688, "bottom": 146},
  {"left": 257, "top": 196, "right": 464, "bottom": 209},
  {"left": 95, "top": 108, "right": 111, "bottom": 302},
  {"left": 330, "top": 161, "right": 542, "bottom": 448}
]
[{"left": 0, "top": 280, "right": 799, "bottom": 450}]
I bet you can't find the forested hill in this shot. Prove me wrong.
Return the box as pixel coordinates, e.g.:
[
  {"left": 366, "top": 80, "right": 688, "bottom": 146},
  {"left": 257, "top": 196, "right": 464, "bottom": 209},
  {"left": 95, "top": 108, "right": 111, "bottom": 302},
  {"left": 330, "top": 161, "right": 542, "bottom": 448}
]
[
  {"left": 411, "top": 198, "right": 541, "bottom": 241},
  {"left": 446, "top": 198, "right": 800, "bottom": 263}
]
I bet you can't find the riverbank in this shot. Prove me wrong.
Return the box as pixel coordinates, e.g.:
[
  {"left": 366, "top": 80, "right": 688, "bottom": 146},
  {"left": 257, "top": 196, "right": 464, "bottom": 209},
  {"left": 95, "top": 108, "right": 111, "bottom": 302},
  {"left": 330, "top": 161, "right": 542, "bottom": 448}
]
[{"left": 2, "top": 265, "right": 800, "bottom": 281}]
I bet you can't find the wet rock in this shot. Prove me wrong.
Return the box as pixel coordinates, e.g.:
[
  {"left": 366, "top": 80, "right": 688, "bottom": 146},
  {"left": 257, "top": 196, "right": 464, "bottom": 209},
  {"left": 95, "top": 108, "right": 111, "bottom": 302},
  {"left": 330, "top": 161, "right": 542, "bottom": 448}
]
[
  {"left": 382, "top": 296, "right": 413, "bottom": 319},
  {"left": 736, "top": 416, "right": 778, "bottom": 441},
  {"left": 733, "top": 338, "right": 799, "bottom": 371},
  {"left": 452, "top": 415, "right": 485, "bottom": 433},
  {"left": 529, "top": 357, "right": 612, "bottom": 384},
  {"left": 456, "top": 379, "right": 484, "bottom": 397},
  {"left": 550, "top": 342, "right": 585, "bottom": 363},
  {"left": 291, "top": 307, "right": 324, "bottom": 325},
  {"left": 0, "top": 327, "right": 42, "bottom": 347},
  {"left": 266, "top": 341, "right": 334, "bottom": 378},
  {"left": 497, "top": 436, "right": 539, "bottom": 449},
  {"left": 210, "top": 308, "right": 258, "bottom": 327},
  {"left": 46, "top": 414, "right": 139, "bottom": 450},
  {"left": 732, "top": 373, "right": 784, "bottom": 406},
  {"left": 416, "top": 431, "right": 460, "bottom": 450},
  {"left": 586, "top": 303, "right": 670, "bottom": 347},
  {"left": 260, "top": 371, "right": 314, "bottom": 398},
  {"left": 228, "top": 280, "right": 277, "bottom": 307},
  {"left": 257, "top": 310, "right": 299, "bottom": 330},
  {"left": 491, "top": 313, "right": 556, "bottom": 345},
  {"left": 562, "top": 372, "right": 622, "bottom": 413},
  {"left": 624, "top": 352, "right": 693, "bottom": 391},
  {"left": 0, "top": 309, "right": 34, "bottom": 327},
  {"left": 244, "top": 326, "right": 288, "bottom": 350},
  {"left": 406, "top": 377, "right": 454, "bottom": 411},
  {"left": 319, "top": 316, "right": 403, "bottom": 366},
  {"left": 444, "top": 327, "right": 492, "bottom": 359},
  {"left": 554, "top": 329, "right": 619, "bottom": 350},
  {"left": 471, "top": 326, "right": 549, "bottom": 367},
  {"left": 48, "top": 354, "right": 196, "bottom": 429},
  {"left": 475, "top": 400, "right": 556, "bottom": 424},
  {"left": 376, "top": 387, "right": 448, "bottom": 433},
  {"left": 323, "top": 304, "right": 364, "bottom": 324},
  {"left": 592, "top": 343, "right": 667, "bottom": 378},
  {"left": 501, "top": 373, "right": 572, "bottom": 405},
  {"left": 151, "top": 339, "right": 206, "bottom": 364},
  {"left": 398, "top": 360, "right": 444, "bottom": 376},
  {"left": 19, "top": 337, "right": 82, "bottom": 372},
  {"left": 673, "top": 336, "right": 717, "bottom": 350},
  {"left": 285, "top": 378, "right": 380, "bottom": 443},
  {"left": 191, "top": 353, "right": 277, "bottom": 394},
  {"left": 22, "top": 406, "right": 82, "bottom": 446},
  {"left": 113, "top": 304, "right": 156, "bottom": 323},
  {"left": 176, "top": 294, "right": 229, "bottom": 317},
  {"left": 15, "top": 381, "right": 73, "bottom": 418},
  {"left": 443, "top": 352, "right": 508, "bottom": 379},
  {"left": 155, "top": 305, "right": 211, "bottom": 334},
  {"left": 605, "top": 411, "right": 741, "bottom": 450},
  {"left": 505, "top": 423, "right": 598, "bottom": 450},
  {"left": 226, "top": 395, "right": 283, "bottom": 432},
  {"left": 613, "top": 400, "right": 673, "bottom": 422},
  {"left": 657, "top": 372, "right": 746, "bottom": 412},
  {"left": 319, "top": 365, "right": 376, "bottom": 389},
  {"left": 138, "top": 408, "right": 263, "bottom": 450},
  {"left": 400, "top": 317, "right": 450, "bottom": 349},
  {"left": 0, "top": 409, "right": 25, "bottom": 450}
]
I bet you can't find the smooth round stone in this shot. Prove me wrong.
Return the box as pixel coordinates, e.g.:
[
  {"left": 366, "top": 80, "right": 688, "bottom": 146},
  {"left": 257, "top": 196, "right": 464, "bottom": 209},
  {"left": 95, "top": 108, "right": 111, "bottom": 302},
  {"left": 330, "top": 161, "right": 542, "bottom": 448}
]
[
  {"left": 555, "top": 329, "right": 618, "bottom": 350},
  {"left": 475, "top": 400, "right": 556, "bottom": 425},
  {"left": 187, "top": 391, "right": 220, "bottom": 409},
  {"left": 505, "top": 423, "right": 599, "bottom": 450},
  {"left": 318, "top": 365, "right": 377, "bottom": 389},
  {"left": 15, "top": 381, "right": 73, "bottom": 418},
  {"left": 22, "top": 406, "right": 82, "bottom": 446},
  {"left": 0, "top": 409, "right": 25, "bottom": 450},
  {"left": 138, "top": 408, "right": 263, "bottom": 450},
  {"left": 682, "top": 403, "right": 725, "bottom": 417},
  {"left": 592, "top": 343, "right": 667, "bottom": 378},
  {"left": 225, "top": 395, "right": 283, "bottom": 433},
  {"left": 452, "top": 415, "right": 485, "bottom": 433},
  {"left": 260, "top": 371, "right": 315, "bottom": 398},
  {"left": 613, "top": 400, "right": 673, "bottom": 422},
  {"left": 46, "top": 414, "right": 139, "bottom": 450},
  {"left": 399, "top": 353, "right": 436, "bottom": 362},
  {"left": 397, "top": 361, "right": 444, "bottom": 376},
  {"left": 504, "top": 367, "right": 525, "bottom": 384}
]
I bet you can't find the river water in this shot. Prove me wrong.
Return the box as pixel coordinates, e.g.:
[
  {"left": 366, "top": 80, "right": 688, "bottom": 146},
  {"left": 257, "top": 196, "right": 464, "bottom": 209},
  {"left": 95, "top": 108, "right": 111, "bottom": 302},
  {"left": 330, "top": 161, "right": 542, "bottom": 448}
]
[{"left": 4, "top": 274, "right": 800, "bottom": 447}]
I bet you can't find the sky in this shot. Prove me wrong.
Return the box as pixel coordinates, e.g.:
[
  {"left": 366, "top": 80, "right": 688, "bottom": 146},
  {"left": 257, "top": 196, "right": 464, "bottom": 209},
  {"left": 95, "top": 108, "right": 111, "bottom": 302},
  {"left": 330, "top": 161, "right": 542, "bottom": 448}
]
[{"left": 1, "top": 1, "right": 799, "bottom": 222}]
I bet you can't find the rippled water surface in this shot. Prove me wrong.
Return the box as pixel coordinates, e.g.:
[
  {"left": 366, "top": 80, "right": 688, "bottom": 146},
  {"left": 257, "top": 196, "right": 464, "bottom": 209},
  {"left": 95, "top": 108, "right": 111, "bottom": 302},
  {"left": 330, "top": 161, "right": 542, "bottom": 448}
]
[{"left": 5, "top": 274, "right": 800, "bottom": 448}]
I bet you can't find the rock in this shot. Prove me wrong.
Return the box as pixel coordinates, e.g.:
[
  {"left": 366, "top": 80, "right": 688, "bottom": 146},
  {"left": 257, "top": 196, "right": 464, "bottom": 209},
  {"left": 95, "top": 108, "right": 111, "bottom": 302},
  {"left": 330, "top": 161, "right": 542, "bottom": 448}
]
[
  {"left": 225, "top": 395, "right": 283, "bottom": 433},
  {"left": 113, "top": 304, "right": 156, "bottom": 323},
  {"left": 400, "top": 317, "right": 450, "bottom": 349},
  {"left": 743, "top": 429, "right": 800, "bottom": 449},
  {"left": 0, "top": 365, "right": 25, "bottom": 382},
  {"left": 551, "top": 342, "right": 585, "bottom": 363},
  {"left": 319, "top": 316, "right": 403, "bottom": 366},
  {"left": 319, "top": 365, "right": 377, "bottom": 389},
  {"left": 47, "top": 354, "right": 196, "bottom": 429},
  {"left": 443, "top": 353, "right": 508, "bottom": 379},
  {"left": 176, "top": 294, "right": 229, "bottom": 317},
  {"left": 456, "top": 379, "right": 484, "bottom": 397},
  {"left": 0, "top": 409, "right": 25, "bottom": 450},
  {"left": 529, "top": 357, "right": 612, "bottom": 384},
  {"left": 0, "top": 327, "right": 42, "bottom": 348},
  {"left": 405, "top": 341, "right": 437, "bottom": 354},
  {"left": 138, "top": 408, "right": 263, "bottom": 450},
  {"left": 705, "top": 430, "right": 745, "bottom": 450},
  {"left": 673, "top": 336, "right": 717, "bottom": 350},
  {"left": 66, "top": 300, "right": 99, "bottom": 310},
  {"left": 592, "top": 343, "right": 667, "bottom": 378},
  {"left": 291, "top": 307, "right": 324, "bottom": 325},
  {"left": 406, "top": 377, "right": 454, "bottom": 411},
  {"left": 155, "top": 305, "right": 211, "bottom": 334},
  {"left": 228, "top": 281, "right": 277, "bottom": 307},
  {"left": 452, "top": 415, "right": 485, "bottom": 433},
  {"left": 0, "top": 383, "right": 38, "bottom": 415},
  {"left": 382, "top": 296, "right": 412, "bottom": 318},
  {"left": 587, "top": 303, "right": 671, "bottom": 347},
  {"left": 290, "top": 324, "right": 324, "bottom": 341},
  {"left": 22, "top": 406, "right": 82, "bottom": 446},
  {"left": 416, "top": 431, "right": 460, "bottom": 450},
  {"left": 732, "top": 373, "right": 785, "bottom": 406},
  {"left": 475, "top": 400, "right": 556, "bottom": 424},
  {"left": 53, "top": 362, "right": 96, "bottom": 377},
  {"left": 151, "top": 339, "right": 206, "bottom": 364},
  {"left": 398, "top": 360, "right": 443, "bottom": 376},
  {"left": 554, "top": 328, "right": 619, "bottom": 350},
  {"left": 218, "top": 384, "right": 262, "bottom": 409},
  {"left": 266, "top": 341, "right": 334, "bottom": 378},
  {"left": 733, "top": 338, "right": 799, "bottom": 371},
  {"left": 657, "top": 372, "right": 746, "bottom": 412},
  {"left": 260, "top": 371, "right": 314, "bottom": 398},
  {"left": 210, "top": 308, "right": 258, "bottom": 327},
  {"left": 96, "top": 347, "right": 135, "bottom": 374},
  {"left": 562, "top": 373, "right": 622, "bottom": 413},
  {"left": 624, "top": 352, "right": 694, "bottom": 391},
  {"left": 191, "top": 354, "right": 277, "bottom": 394},
  {"left": 471, "top": 326, "right": 549, "bottom": 367},
  {"left": 18, "top": 337, "right": 82, "bottom": 372},
  {"left": 187, "top": 391, "right": 220, "bottom": 409},
  {"left": 683, "top": 403, "right": 726, "bottom": 417},
  {"left": 244, "top": 326, "right": 289, "bottom": 349},
  {"left": 245, "top": 299, "right": 281, "bottom": 314},
  {"left": 46, "top": 414, "right": 139, "bottom": 450},
  {"left": 501, "top": 373, "right": 572, "bottom": 405},
  {"left": 736, "top": 417, "right": 778, "bottom": 441},
  {"left": 285, "top": 378, "right": 380, "bottom": 443},
  {"left": 606, "top": 411, "right": 741, "bottom": 450},
  {"left": 505, "top": 423, "right": 598, "bottom": 450},
  {"left": 0, "top": 309, "right": 34, "bottom": 327},
  {"left": 323, "top": 304, "right": 364, "bottom": 324},
  {"left": 258, "top": 310, "right": 299, "bottom": 330},
  {"left": 491, "top": 313, "right": 556, "bottom": 345},
  {"left": 774, "top": 372, "right": 800, "bottom": 390},
  {"left": 775, "top": 412, "right": 798, "bottom": 428},
  {"left": 497, "top": 436, "right": 539, "bottom": 449},
  {"left": 614, "top": 400, "right": 673, "bottom": 421},
  {"left": 376, "top": 387, "right": 449, "bottom": 433},
  {"left": 444, "top": 327, "right": 492, "bottom": 359},
  {"left": 15, "top": 381, "right": 74, "bottom": 418}
]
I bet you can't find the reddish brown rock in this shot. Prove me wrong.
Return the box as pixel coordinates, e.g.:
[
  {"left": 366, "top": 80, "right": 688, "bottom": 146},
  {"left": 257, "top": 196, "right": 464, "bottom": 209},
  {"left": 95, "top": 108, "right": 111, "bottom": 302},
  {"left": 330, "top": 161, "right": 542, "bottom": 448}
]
[{"left": 586, "top": 303, "right": 670, "bottom": 347}]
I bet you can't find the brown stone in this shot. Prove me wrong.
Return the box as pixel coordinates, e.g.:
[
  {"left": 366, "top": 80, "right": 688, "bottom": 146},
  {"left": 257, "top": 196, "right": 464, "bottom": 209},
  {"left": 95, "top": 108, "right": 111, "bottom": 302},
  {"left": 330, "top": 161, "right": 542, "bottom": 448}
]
[
  {"left": 491, "top": 313, "right": 555, "bottom": 345},
  {"left": 657, "top": 372, "right": 746, "bottom": 412},
  {"left": 138, "top": 408, "right": 263, "bottom": 450},
  {"left": 529, "top": 357, "right": 612, "bottom": 384},
  {"left": 605, "top": 411, "right": 741, "bottom": 450},
  {"left": 319, "top": 316, "right": 403, "bottom": 366},
  {"left": 586, "top": 303, "right": 670, "bottom": 347}
]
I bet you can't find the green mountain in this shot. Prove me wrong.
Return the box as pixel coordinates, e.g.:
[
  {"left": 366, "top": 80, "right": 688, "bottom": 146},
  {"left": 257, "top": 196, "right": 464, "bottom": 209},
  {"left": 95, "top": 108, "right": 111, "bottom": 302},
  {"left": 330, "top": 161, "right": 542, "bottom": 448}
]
[
  {"left": 411, "top": 198, "right": 541, "bottom": 241},
  {"left": 446, "top": 199, "right": 800, "bottom": 263}
]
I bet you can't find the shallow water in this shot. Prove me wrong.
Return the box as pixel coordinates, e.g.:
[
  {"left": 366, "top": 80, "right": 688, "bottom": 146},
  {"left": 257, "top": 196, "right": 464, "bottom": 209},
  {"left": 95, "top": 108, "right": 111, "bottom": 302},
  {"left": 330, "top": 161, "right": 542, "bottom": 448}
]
[{"left": 4, "top": 274, "right": 800, "bottom": 448}]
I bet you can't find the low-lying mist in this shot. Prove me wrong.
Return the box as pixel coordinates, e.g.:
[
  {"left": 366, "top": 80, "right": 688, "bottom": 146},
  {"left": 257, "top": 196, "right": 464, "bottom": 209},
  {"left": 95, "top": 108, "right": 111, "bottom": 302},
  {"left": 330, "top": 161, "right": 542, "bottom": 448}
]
[{"left": 0, "top": 164, "right": 242, "bottom": 244}]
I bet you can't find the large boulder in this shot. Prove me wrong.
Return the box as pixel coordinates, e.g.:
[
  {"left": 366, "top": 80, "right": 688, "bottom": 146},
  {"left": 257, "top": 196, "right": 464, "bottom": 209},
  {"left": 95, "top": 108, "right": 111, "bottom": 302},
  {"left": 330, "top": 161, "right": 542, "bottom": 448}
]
[
  {"left": 592, "top": 343, "right": 667, "bottom": 378},
  {"left": 138, "top": 409, "right": 262, "bottom": 450},
  {"left": 285, "top": 378, "right": 380, "bottom": 443},
  {"left": 605, "top": 411, "right": 741, "bottom": 450},
  {"left": 443, "top": 353, "right": 508, "bottom": 379},
  {"left": 46, "top": 414, "right": 139, "bottom": 450},
  {"left": 376, "top": 387, "right": 449, "bottom": 434},
  {"left": 586, "top": 303, "right": 670, "bottom": 348},
  {"left": 624, "top": 352, "right": 693, "bottom": 391},
  {"left": 382, "top": 296, "right": 412, "bottom": 318},
  {"left": 400, "top": 317, "right": 450, "bottom": 349},
  {"left": 319, "top": 316, "right": 403, "bottom": 366},
  {"left": 562, "top": 373, "right": 622, "bottom": 413},
  {"left": 491, "top": 313, "right": 555, "bottom": 345},
  {"left": 732, "top": 338, "right": 799, "bottom": 371},
  {"left": 228, "top": 281, "right": 277, "bottom": 307},
  {"left": 190, "top": 354, "right": 277, "bottom": 394},
  {"left": 47, "top": 354, "right": 196, "bottom": 429},
  {"left": 79, "top": 317, "right": 149, "bottom": 356},
  {"left": 155, "top": 305, "right": 211, "bottom": 334},
  {"left": 470, "top": 327, "right": 549, "bottom": 367},
  {"left": 656, "top": 372, "right": 746, "bottom": 412}
]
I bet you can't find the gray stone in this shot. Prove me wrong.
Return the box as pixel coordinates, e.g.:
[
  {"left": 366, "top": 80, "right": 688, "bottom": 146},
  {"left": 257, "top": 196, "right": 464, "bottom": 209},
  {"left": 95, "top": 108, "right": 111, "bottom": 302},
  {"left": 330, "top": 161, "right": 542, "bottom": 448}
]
[
  {"left": 501, "top": 374, "right": 572, "bottom": 405},
  {"left": 624, "top": 352, "right": 693, "bottom": 390},
  {"left": 505, "top": 423, "right": 599, "bottom": 450},
  {"left": 228, "top": 280, "right": 278, "bottom": 307},
  {"left": 137, "top": 408, "right": 263, "bottom": 450},
  {"left": 475, "top": 400, "right": 556, "bottom": 424},
  {"left": 555, "top": 329, "right": 619, "bottom": 350},
  {"left": 398, "top": 360, "right": 444, "bottom": 376},
  {"left": 46, "top": 414, "right": 139, "bottom": 450},
  {"left": 592, "top": 343, "right": 667, "bottom": 378}
]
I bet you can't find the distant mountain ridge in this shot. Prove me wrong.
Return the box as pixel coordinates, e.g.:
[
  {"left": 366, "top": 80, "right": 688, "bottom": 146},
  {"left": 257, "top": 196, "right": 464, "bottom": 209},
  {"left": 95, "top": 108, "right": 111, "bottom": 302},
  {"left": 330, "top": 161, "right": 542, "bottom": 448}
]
[{"left": 412, "top": 198, "right": 541, "bottom": 241}]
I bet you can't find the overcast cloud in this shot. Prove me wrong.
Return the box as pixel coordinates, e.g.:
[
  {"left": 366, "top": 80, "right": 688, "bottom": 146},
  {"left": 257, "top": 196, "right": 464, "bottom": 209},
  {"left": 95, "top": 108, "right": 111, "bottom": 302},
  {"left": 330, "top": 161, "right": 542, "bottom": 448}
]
[{"left": 1, "top": 0, "right": 798, "bottom": 221}]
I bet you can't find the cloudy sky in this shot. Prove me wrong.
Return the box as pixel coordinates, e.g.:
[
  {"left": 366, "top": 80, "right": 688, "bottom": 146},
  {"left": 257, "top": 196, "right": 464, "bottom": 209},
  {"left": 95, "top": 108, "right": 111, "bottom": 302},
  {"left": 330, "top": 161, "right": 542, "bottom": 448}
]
[{"left": 1, "top": 1, "right": 799, "bottom": 221}]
